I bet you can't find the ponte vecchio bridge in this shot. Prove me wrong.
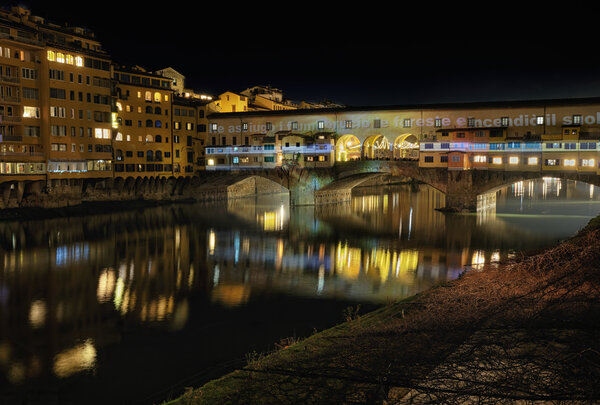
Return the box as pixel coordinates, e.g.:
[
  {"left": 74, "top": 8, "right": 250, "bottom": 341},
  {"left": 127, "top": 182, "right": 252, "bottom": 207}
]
[{"left": 201, "top": 97, "right": 600, "bottom": 211}]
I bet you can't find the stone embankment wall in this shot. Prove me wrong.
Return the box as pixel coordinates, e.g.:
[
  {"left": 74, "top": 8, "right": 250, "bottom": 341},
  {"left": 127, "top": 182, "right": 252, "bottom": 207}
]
[{"left": 0, "top": 174, "right": 289, "bottom": 210}]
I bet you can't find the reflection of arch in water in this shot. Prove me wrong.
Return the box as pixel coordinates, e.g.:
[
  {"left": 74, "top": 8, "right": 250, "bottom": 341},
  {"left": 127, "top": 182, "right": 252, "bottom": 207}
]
[
  {"left": 392, "top": 134, "right": 419, "bottom": 160},
  {"left": 363, "top": 134, "right": 392, "bottom": 160},
  {"left": 335, "top": 134, "right": 361, "bottom": 162}
]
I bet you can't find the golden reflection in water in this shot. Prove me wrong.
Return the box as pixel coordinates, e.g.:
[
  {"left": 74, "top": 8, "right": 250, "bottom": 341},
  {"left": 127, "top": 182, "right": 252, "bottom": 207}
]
[
  {"left": 212, "top": 284, "right": 251, "bottom": 307},
  {"left": 259, "top": 206, "right": 285, "bottom": 231},
  {"left": 53, "top": 339, "right": 96, "bottom": 378},
  {"left": 28, "top": 299, "right": 47, "bottom": 328},
  {"left": 335, "top": 242, "right": 419, "bottom": 284},
  {"left": 96, "top": 268, "right": 116, "bottom": 303}
]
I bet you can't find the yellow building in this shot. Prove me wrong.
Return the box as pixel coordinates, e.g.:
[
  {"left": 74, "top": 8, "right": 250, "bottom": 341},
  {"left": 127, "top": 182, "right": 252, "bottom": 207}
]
[
  {"left": 210, "top": 91, "right": 248, "bottom": 113},
  {"left": 0, "top": 6, "right": 114, "bottom": 186},
  {"left": 112, "top": 66, "right": 174, "bottom": 178},
  {"left": 172, "top": 96, "right": 212, "bottom": 174}
]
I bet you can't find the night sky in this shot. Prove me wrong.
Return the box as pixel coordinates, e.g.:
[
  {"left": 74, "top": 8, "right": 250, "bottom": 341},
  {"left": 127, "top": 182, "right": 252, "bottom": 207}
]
[{"left": 3, "top": 1, "right": 599, "bottom": 107}]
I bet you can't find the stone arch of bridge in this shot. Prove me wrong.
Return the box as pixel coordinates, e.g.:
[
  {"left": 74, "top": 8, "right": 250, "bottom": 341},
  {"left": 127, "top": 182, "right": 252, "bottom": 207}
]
[{"left": 474, "top": 171, "right": 600, "bottom": 196}]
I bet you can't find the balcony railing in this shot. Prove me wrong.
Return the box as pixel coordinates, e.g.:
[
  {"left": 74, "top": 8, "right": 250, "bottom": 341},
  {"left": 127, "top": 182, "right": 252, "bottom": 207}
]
[
  {"left": 0, "top": 75, "right": 19, "bottom": 84},
  {"left": 1, "top": 115, "right": 22, "bottom": 123}
]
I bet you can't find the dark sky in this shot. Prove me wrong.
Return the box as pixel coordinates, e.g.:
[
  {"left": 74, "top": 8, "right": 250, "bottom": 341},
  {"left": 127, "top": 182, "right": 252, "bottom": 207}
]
[{"left": 4, "top": 1, "right": 600, "bottom": 107}]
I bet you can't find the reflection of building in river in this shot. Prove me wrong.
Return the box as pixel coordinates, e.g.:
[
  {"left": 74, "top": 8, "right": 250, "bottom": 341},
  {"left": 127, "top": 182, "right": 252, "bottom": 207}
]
[
  {"left": 316, "top": 184, "right": 446, "bottom": 240},
  {"left": 0, "top": 207, "right": 206, "bottom": 384},
  {"left": 205, "top": 228, "right": 491, "bottom": 303}
]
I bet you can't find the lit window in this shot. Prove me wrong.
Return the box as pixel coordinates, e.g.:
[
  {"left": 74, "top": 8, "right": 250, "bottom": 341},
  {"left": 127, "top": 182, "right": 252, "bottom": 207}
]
[
  {"left": 403, "top": 118, "right": 411, "bottom": 128},
  {"left": 473, "top": 155, "right": 487, "bottom": 163},
  {"left": 318, "top": 121, "right": 324, "bottom": 130},
  {"left": 154, "top": 92, "right": 160, "bottom": 102},
  {"left": 564, "top": 159, "right": 576, "bottom": 167},
  {"left": 75, "top": 56, "right": 83, "bottom": 67},
  {"left": 545, "top": 159, "right": 558, "bottom": 166},
  {"left": 145, "top": 91, "right": 152, "bottom": 101},
  {"left": 211, "top": 123, "right": 218, "bottom": 132},
  {"left": 56, "top": 52, "right": 65, "bottom": 63},
  {"left": 164, "top": 95, "right": 169, "bottom": 102},
  {"left": 94, "top": 128, "right": 103, "bottom": 139},
  {"left": 207, "top": 159, "right": 215, "bottom": 166},
  {"left": 509, "top": 156, "right": 519, "bottom": 164},
  {"left": 573, "top": 115, "right": 582, "bottom": 125},
  {"left": 582, "top": 159, "right": 595, "bottom": 167},
  {"left": 501, "top": 117, "right": 509, "bottom": 127},
  {"left": 146, "top": 135, "right": 153, "bottom": 142},
  {"left": 344, "top": 120, "right": 352, "bottom": 129},
  {"left": 492, "top": 157, "right": 502, "bottom": 165},
  {"left": 23, "top": 106, "right": 40, "bottom": 118},
  {"left": 528, "top": 157, "right": 538, "bottom": 165},
  {"left": 435, "top": 118, "right": 442, "bottom": 128},
  {"left": 536, "top": 116, "right": 544, "bottom": 125},
  {"left": 115, "top": 132, "right": 123, "bottom": 141},
  {"left": 65, "top": 54, "right": 74, "bottom": 65},
  {"left": 47, "top": 50, "right": 55, "bottom": 61}
]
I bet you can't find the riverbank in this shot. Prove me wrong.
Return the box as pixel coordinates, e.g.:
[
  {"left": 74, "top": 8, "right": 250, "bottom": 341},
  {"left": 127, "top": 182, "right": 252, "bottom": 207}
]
[
  {"left": 162, "top": 216, "right": 600, "bottom": 404},
  {"left": 0, "top": 198, "right": 196, "bottom": 222}
]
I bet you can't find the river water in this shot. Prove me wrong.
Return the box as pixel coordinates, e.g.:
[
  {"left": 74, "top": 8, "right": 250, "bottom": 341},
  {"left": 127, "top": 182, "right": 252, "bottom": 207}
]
[{"left": 0, "top": 177, "right": 599, "bottom": 404}]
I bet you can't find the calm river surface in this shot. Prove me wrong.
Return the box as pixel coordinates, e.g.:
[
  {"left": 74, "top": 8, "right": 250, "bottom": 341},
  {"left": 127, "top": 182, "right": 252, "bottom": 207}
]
[{"left": 1, "top": 177, "right": 599, "bottom": 404}]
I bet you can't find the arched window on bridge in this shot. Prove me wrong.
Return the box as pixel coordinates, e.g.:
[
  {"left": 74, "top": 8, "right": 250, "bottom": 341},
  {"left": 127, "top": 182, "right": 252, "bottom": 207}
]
[
  {"left": 335, "top": 134, "right": 361, "bottom": 162},
  {"left": 393, "top": 134, "right": 419, "bottom": 160},
  {"left": 363, "top": 135, "right": 392, "bottom": 160}
]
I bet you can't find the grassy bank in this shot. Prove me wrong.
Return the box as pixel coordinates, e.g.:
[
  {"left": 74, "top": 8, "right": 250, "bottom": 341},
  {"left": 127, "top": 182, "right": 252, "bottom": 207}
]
[{"left": 162, "top": 217, "right": 600, "bottom": 405}]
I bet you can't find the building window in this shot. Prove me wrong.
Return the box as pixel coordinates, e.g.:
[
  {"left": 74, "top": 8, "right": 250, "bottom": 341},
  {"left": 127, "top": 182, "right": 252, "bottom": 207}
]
[
  {"left": 292, "top": 121, "right": 298, "bottom": 130},
  {"left": 501, "top": 117, "right": 509, "bottom": 127},
  {"left": 211, "top": 123, "right": 218, "bottom": 132},
  {"left": 508, "top": 156, "right": 519, "bottom": 165},
  {"left": 536, "top": 116, "right": 544, "bottom": 125},
  {"left": 344, "top": 120, "right": 352, "bottom": 129},
  {"left": 373, "top": 119, "right": 380, "bottom": 129},
  {"left": 403, "top": 119, "right": 411, "bottom": 128},
  {"left": 473, "top": 155, "right": 487, "bottom": 163},
  {"left": 528, "top": 157, "right": 538, "bottom": 165},
  {"left": 266, "top": 122, "right": 272, "bottom": 131},
  {"left": 424, "top": 156, "right": 434, "bottom": 163},
  {"left": 318, "top": 121, "right": 324, "bottom": 130},
  {"left": 573, "top": 115, "right": 582, "bottom": 125},
  {"left": 582, "top": 159, "right": 595, "bottom": 167},
  {"left": 564, "top": 159, "right": 576, "bottom": 167},
  {"left": 492, "top": 157, "right": 503, "bottom": 164},
  {"left": 467, "top": 118, "right": 475, "bottom": 127},
  {"left": 242, "top": 123, "right": 248, "bottom": 131}
]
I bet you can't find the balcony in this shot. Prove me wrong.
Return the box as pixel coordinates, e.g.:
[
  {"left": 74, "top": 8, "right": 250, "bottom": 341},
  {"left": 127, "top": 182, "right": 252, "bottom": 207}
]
[
  {"left": 1, "top": 116, "right": 22, "bottom": 123},
  {"left": 2, "top": 135, "right": 23, "bottom": 142},
  {"left": 0, "top": 95, "right": 20, "bottom": 103},
  {"left": 0, "top": 75, "right": 19, "bottom": 84}
]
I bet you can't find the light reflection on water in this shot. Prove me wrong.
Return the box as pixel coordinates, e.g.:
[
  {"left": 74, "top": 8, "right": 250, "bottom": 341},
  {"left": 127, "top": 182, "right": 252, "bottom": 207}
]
[{"left": 0, "top": 177, "right": 599, "bottom": 403}]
